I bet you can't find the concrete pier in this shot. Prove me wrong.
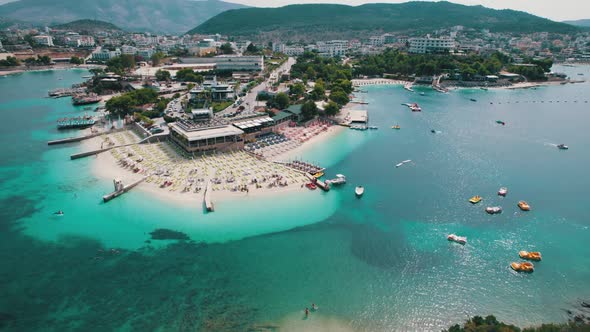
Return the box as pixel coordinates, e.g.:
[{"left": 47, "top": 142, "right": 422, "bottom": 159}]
[
  {"left": 102, "top": 176, "right": 148, "bottom": 203},
  {"left": 204, "top": 181, "right": 214, "bottom": 212},
  {"left": 47, "top": 128, "right": 126, "bottom": 146},
  {"left": 70, "top": 147, "right": 113, "bottom": 160}
]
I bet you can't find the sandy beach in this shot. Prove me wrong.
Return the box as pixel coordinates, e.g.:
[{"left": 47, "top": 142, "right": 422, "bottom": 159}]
[{"left": 84, "top": 124, "right": 342, "bottom": 206}]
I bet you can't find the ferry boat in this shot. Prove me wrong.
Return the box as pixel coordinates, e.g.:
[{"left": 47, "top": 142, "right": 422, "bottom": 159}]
[
  {"left": 447, "top": 234, "right": 467, "bottom": 245},
  {"left": 485, "top": 206, "right": 502, "bottom": 214},
  {"left": 498, "top": 187, "right": 508, "bottom": 196},
  {"left": 355, "top": 186, "right": 364, "bottom": 197},
  {"left": 72, "top": 94, "right": 102, "bottom": 105},
  {"left": 469, "top": 195, "right": 482, "bottom": 204},
  {"left": 557, "top": 144, "right": 569, "bottom": 150},
  {"left": 518, "top": 201, "right": 531, "bottom": 211},
  {"left": 326, "top": 174, "right": 346, "bottom": 185},
  {"left": 519, "top": 251, "right": 542, "bottom": 261},
  {"left": 511, "top": 261, "right": 534, "bottom": 273}
]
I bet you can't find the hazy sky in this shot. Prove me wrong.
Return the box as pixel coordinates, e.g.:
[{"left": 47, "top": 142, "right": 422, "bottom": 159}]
[{"left": 223, "top": 0, "right": 587, "bottom": 21}]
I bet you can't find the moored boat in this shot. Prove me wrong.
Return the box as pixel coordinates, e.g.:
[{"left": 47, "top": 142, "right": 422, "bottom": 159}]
[
  {"left": 485, "top": 206, "right": 502, "bottom": 214},
  {"left": 469, "top": 195, "right": 482, "bottom": 204},
  {"left": 355, "top": 186, "right": 364, "bottom": 197},
  {"left": 519, "top": 251, "right": 542, "bottom": 261},
  {"left": 410, "top": 103, "right": 422, "bottom": 112},
  {"left": 72, "top": 94, "right": 102, "bottom": 105},
  {"left": 313, "top": 172, "right": 324, "bottom": 179},
  {"left": 326, "top": 174, "right": 346, "bottom": 185},
  {"left": 511, "top": 261, "right": 534, "bottom": 273},
  {"left": 498, "top": 187, "right": 508, "bottom": 196},
  {"left": 447, "top": 234, "right": 467, "bottom": 245},
  {"left": 368, "top": 126, "right": 378, "bottom": 130},
  {"left": 518, "top": 201, "right": 531, "bottom": 211},
  {"left": 305, "top": 182, "right": 317, "bottom": 190}
]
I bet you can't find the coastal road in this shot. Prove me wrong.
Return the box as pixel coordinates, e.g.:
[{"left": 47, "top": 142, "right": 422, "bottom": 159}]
[{"left": 217, "top": 57, "right": 296, "bottom": 116}]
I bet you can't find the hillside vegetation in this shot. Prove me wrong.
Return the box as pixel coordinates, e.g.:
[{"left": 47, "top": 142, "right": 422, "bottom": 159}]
[
  {"left": 52, "top": 19, "right": 121, "bottom": 32},
  {"left": 0, "top": 0, "right": 245, "bottom": 34},
  {"left": 190, "top": 2, "right": 578, "bottom": 41}
]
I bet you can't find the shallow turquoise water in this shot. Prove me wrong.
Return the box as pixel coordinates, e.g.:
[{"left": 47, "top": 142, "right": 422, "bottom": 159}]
[{"left": 1, "top": 67, "right": 590, "bottom": 331}]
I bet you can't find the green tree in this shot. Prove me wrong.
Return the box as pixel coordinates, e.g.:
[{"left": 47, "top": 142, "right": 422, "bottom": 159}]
[
  {"left": 89, "top": 68, "right": 104, "bottom": 76},
  {"left": 151, "top": 51, "right": 165, "bottom": 66},
  {"left": 329, "top": 90, "right": 349, "bottom": 106},
  {"left": 274, "top": 92, "right": 290, "bottom": 109},
  {"left": 289, "top": 83, "right": 305, "bottom": 98},
  {"left": 219, "top": 43, "right": 234, "bottom": 54},
  {"left": 324, "top": 101, "right": 340, "bottom": 116},
  {"left": 155, "top": 69, "right": 171, "bottom": 81},
  {"left": 0, "top": 56, "right": 20, "bottom": 67},
  {"left": 70, "top": 56, "right": 84, "bottom": 65},
  {"left": 301, "top": 100, "right": 318, "bottom": 120}
]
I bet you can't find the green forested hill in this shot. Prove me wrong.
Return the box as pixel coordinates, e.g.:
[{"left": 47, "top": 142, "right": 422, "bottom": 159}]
[{"left": 189, "top": 2, "right": 578, "bottom": 40}]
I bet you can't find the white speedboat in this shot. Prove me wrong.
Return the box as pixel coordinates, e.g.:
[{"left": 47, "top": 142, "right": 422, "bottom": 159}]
[
  {"left": 327, "top": 174, "right": 346, "bottom": 185},
  {"left": 447, "top": 234, "right": 467, "bottom": 245},
  {"left": 557, "top": 144, "right": 569, "bottom": 150},
  {"left": 485, "top": 206, "right": 503, "bottom": 214},
  {"left": 368, "top": 126, "right": 378, "bottom": 130},
  {"left": 395, "top": 162, "right": 404, "bottom": 168},
  {"left": 355, "top": 186, "right": 364, "bottom": 197},
  {"left": 498, "top": 187, "right": 508, "bottom": 196},
  {"left": 402, "top": 160, "right": 412, "bottom": 164}
]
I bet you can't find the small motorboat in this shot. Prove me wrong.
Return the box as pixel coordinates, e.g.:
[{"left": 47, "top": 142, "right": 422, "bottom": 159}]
[
  {"left": 511, "top": 261, "right": 534, "bottom": 273},
  {"left": 469, "top": 195, "right": 482, "bottom": 204},
  {"left": 326, "top": 174, "right": 346, "bottom": 185},
  {"left": 431, "top": 129, "right": 436, "bottom": 133},
  {"left": 368, "top": 126, "right": 378, "bottom": 130},
  {"left": 470, "top": 98, "right": 477, "bottom": 102},
  {"left": 402, "top": 160, "right": 412, "bottom": 164},
  {"left": 519, "top": 251, "right": 542, "bottom": 261},
  {"left": 355, "top": 186, "right": 364, "bottom": 197},
  {"left": 496, "top": 120, "right": 506, "bottom": 126},
  {"left": 420, "top": 92, "right": 426, "bottom": 96},
  {"left": 395, "top": 162, "right": 404, "bottom": 168},
  {"left": 410, "top": 103, "right": 422, "bottom": 112},
  {"left": 498, "top": 187, "right": 508, "bottom": 196},
  {"left": 53, "top": 210, "right": 64, "bottom": 216},
  {"left": 485, "top": 206, "right": 502, "bottom": 214},
  {"left": 391, "top": 125, "right": 401, "bottom": 129},
  {"left": 313, "top": 172, "right": 324, "bottom": 179},
  {"left": 518, "top": 201, "right": 531, "bottom": 211},
  {"left": 305, "top": 182, "right": 317, "bottom": 190},
  {"left": 447, "top": 234, "right": 467, "bottom": 245},
  {"left": 557, "top": 144, "right": 569, "bottom": 150}
]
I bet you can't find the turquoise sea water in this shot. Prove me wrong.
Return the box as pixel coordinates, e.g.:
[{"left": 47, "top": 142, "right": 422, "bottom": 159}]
[{"left": 1, "top": 67, "right": 590, "bottom": 331}]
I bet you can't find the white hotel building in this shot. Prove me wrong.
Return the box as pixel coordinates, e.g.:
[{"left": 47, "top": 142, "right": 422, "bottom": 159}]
[{"left": 408, "top": 36, "right": 455, "bottom": 54}]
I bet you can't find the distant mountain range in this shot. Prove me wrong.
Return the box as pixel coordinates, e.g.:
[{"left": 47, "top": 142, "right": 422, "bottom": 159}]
[
  {"left": 563, "top": 19, "right": 590, "bottom": 28},
  {"left": 190, "top": 2, "right": 579, "bottom": 41},
  {"left": 52, "top": 19, "right": 122, "bottom": 33},
  {"left": 0, "top": 0, "right": 246, "bottom": 34}
]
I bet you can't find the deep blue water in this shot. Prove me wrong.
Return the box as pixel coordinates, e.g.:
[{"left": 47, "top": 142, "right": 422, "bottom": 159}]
[{"left": 1, "top": 66, "right": 590, "bottom": 331}]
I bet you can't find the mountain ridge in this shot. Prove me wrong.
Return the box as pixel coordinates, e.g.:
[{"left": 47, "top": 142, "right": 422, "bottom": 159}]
[
  {"left": 0, "top": 0, "right": 246, "bottom": 34},
  {"left": 189, "top": 2, "right": 578, "bottom": 41}
]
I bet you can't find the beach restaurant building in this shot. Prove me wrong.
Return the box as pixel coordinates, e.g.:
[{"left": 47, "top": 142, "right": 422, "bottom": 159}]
[{"left": 169, "top": 119, "right": 244, "bottom": 153}]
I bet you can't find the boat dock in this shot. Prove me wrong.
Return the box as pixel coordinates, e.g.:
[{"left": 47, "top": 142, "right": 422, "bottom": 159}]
[
  {"left": 48, "top": 87, "right": 85, "bottom": 98},
  {"left": 204, "top": 181, "right": 214, "bottom": 212},
  {"left": 281, "top": 160, "right": 325, "bottom": 175},
  {"left": 47, "top": 128, "right": 126, "bottom": 146},
  {"left": 102, "top": 177, "right": 148, "bottom": 203}
]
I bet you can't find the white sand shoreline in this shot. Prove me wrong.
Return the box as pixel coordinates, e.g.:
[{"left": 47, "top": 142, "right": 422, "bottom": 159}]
[{"left": 85, "top": 124, "right": 344, "bottom": 207}]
